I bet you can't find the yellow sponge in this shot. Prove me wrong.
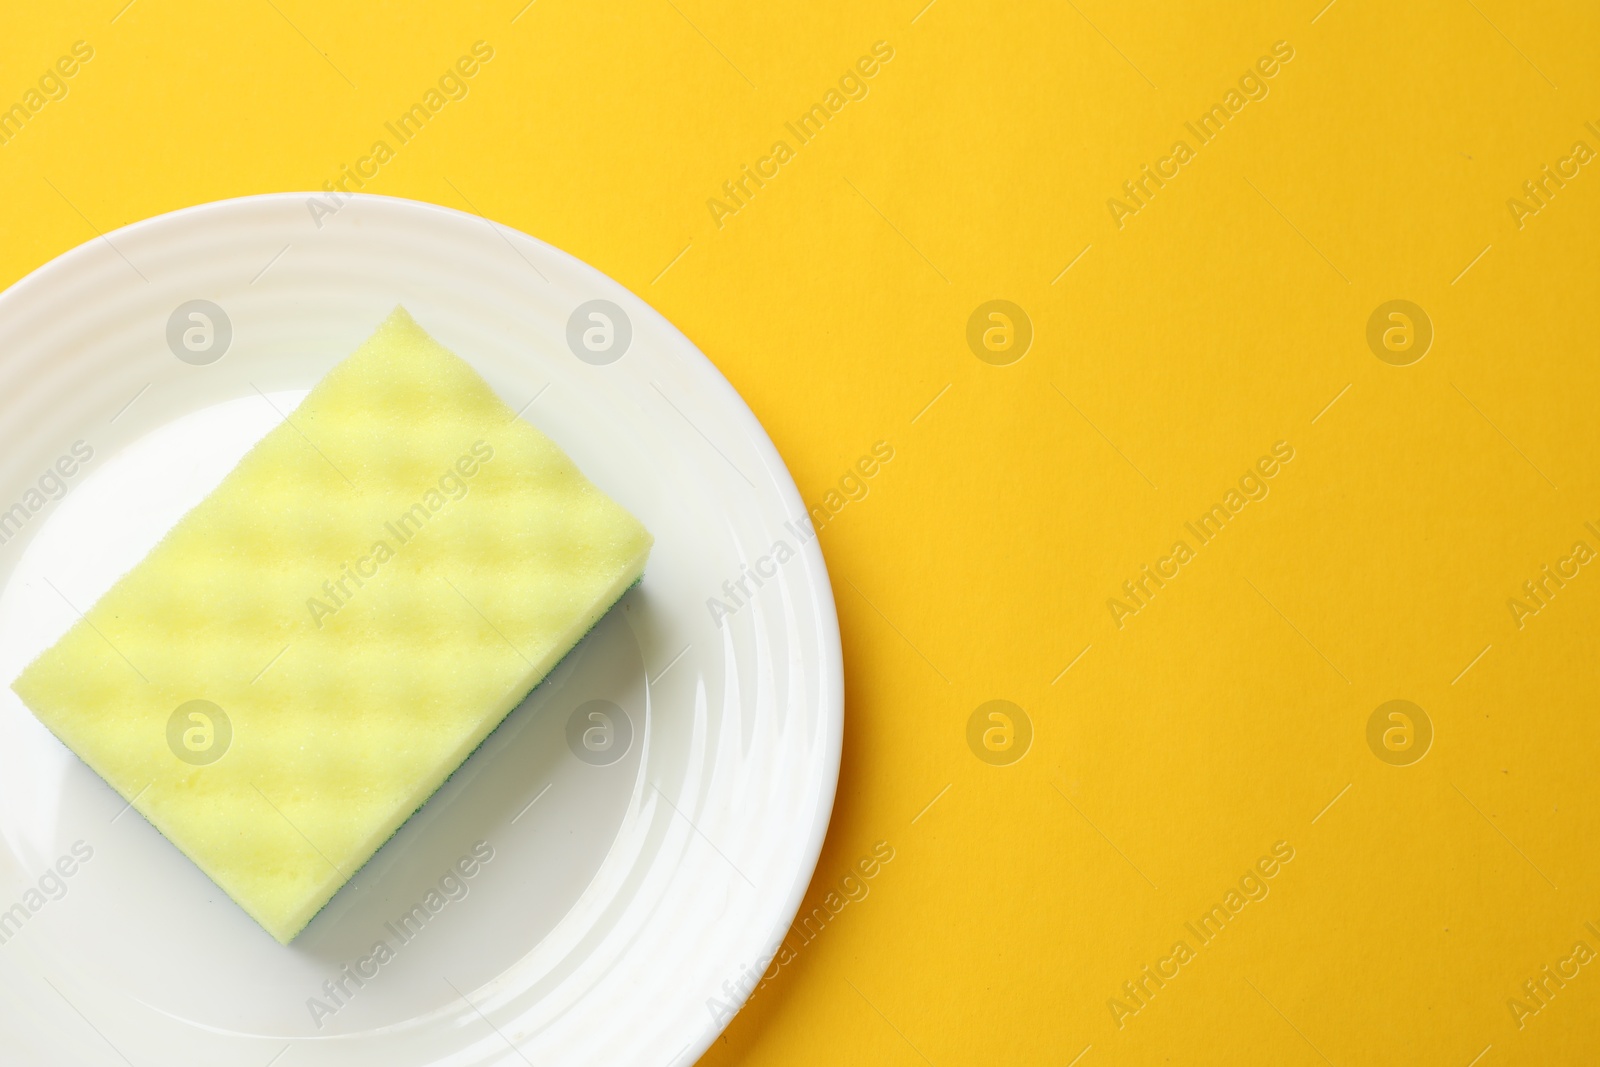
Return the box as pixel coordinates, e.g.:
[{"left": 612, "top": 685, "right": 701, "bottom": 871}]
[{"left": 12, "top": 307, "right": 652, "bottom": 943}]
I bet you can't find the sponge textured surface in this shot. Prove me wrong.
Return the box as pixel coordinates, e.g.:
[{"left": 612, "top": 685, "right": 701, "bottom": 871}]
[{"left": 12, "top": 307, "right": 652, "bottom": 943}]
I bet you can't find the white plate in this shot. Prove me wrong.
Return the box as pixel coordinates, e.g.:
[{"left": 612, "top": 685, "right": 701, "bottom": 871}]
[{"left": 0, "top": 194, "right": 841, "bottom": 1066}]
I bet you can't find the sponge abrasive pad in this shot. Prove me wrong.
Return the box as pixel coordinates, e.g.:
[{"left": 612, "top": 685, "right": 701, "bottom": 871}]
[{"left": 12, "top": 306, "right": 653, "bottom": 943}]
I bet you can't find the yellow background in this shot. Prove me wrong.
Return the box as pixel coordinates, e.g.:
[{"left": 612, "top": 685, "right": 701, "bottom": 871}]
[{"left": 4, "top": 1, "right": 1599, "bottom": 1063}]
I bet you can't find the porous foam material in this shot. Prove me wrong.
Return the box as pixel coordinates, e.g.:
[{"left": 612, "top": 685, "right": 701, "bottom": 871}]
[{"left": 12, "top": 307, "right": 652, "bottom": 943}]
